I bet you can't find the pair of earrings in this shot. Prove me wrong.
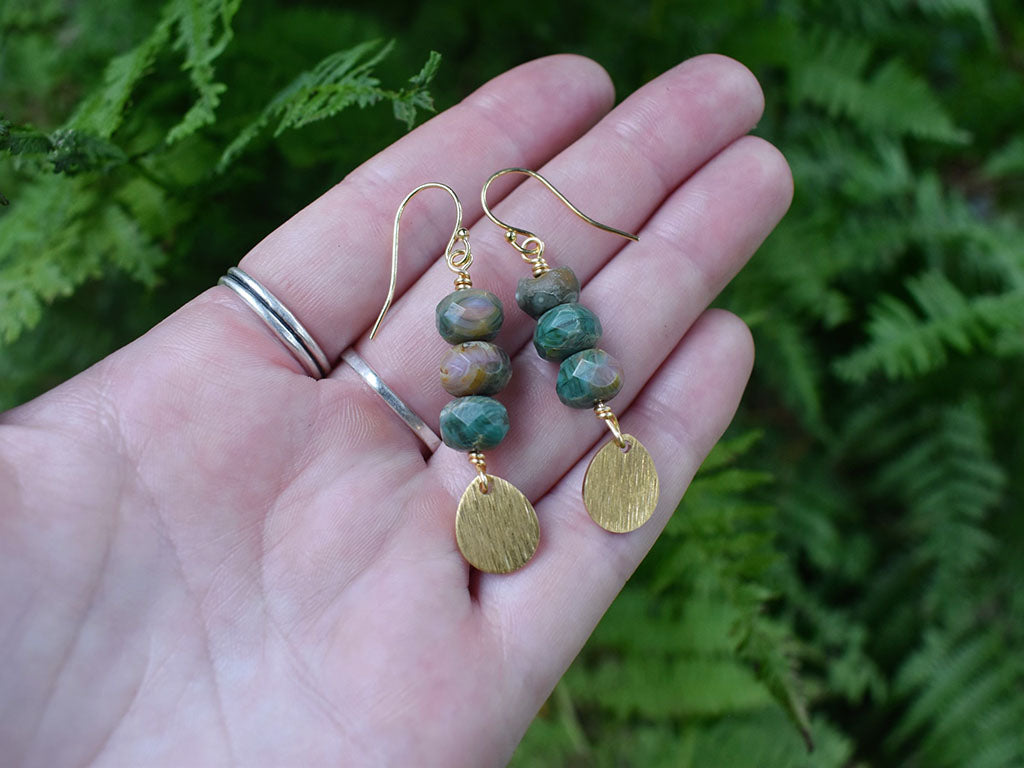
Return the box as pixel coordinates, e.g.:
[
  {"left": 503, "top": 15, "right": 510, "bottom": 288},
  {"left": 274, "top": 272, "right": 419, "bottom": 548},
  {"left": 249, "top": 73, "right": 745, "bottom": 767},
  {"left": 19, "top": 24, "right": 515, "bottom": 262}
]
[{"left": 371, "top": 170, "right": 659, "bottom": 574}]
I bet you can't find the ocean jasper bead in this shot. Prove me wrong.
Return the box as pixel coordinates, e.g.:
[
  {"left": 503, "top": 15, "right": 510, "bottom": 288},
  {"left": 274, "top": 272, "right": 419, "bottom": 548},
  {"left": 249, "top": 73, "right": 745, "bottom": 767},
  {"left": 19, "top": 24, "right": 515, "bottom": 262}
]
[
  {"left": 439, "top": 396, "right": 510, "bottom": 451},
  {"left": 515, "top": 266, "right": 580, "bottom": 318},
  {"left": 435, "top": 289, "right": 504, "bottom": 343},
  {"left": 556, "top": 348, "right": 624, "bottom": 408},
  {"left": 533, "top": 303, "right": 602, "bottom": 361},
  {"left": 440, "top": 341, "right": 512, "bottom": 396}
]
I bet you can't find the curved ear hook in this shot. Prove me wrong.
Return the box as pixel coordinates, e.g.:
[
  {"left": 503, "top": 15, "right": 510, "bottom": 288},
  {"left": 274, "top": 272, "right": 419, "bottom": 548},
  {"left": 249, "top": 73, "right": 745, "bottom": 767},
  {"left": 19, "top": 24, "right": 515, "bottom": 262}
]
[
  {"left": 479, "top": 168, "right": 639, "bottom": 267},
  {"left": 371, "top": 182, "right": 472, "bottom": 340}
]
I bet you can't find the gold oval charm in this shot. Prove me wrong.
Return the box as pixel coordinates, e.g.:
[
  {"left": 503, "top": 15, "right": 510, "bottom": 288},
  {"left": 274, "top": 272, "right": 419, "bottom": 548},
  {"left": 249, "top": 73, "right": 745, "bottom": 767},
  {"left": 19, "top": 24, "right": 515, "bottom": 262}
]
[
  {"left": 583, "top": 434, "right": 659, "bottom": 533},
  {"left": 456, "top": 476, "right": 539, "bottom": 574}
]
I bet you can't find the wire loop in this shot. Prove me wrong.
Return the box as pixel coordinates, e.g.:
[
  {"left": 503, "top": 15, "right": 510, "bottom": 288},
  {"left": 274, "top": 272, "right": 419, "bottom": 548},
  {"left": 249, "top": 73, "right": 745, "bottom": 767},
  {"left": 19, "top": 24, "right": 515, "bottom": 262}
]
[
  {"left": 480, "top": 168, "right": 639, "bottom": 274},
  {"left": 372, "top": 183, "right": 473, "bottom": 339},
  {"left": 594, "top": 402, "right": 629, "bottom": 451}
]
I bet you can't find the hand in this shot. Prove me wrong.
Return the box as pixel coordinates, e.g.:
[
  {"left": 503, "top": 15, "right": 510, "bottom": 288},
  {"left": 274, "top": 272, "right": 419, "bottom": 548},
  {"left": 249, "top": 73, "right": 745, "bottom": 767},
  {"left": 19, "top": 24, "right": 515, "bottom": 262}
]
[{"left": 0, "top": 54, "right": 791, "bottom": 766}]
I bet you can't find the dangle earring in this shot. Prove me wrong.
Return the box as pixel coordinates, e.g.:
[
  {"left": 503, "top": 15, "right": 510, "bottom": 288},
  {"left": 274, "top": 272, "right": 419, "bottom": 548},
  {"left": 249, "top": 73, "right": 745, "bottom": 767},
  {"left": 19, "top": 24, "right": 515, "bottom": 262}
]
[
  {"left": 480, "top": 168, "right": 660, "bottom": 533},
  {"left": 371, "top": 183, "right": 539, "bottom": 574}
]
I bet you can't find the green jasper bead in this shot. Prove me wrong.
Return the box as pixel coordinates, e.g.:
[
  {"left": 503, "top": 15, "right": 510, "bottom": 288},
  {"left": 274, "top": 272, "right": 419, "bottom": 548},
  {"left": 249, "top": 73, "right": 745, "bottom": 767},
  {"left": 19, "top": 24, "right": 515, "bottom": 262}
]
[
  {"left": 439, "top": 396, "right": 510, "bottom": 451},
  {"left": 435, "top": 289, "right": 504, "bottom": 344},
  {"left": 515, "top": 266, "right": 581, "bottom": 318},
  {"left": 533, "top": 303, "right": 602, "bottom": 361},
  {"left": 440, "top": 341, "right": 512, "bottom": 396},
  {"left": 556, "top": 348, "right": 624, "bottom": 409}
]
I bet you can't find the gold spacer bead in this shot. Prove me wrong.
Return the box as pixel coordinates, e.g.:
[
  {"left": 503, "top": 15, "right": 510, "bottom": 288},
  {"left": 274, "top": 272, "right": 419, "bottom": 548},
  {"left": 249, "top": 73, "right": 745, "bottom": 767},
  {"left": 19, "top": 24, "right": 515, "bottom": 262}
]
[
  {"left": 468, "top": 450, "right": 489, "bottom": 492},
  {"left": 453, "top": 272, "right": 473, "bottom": 290}
]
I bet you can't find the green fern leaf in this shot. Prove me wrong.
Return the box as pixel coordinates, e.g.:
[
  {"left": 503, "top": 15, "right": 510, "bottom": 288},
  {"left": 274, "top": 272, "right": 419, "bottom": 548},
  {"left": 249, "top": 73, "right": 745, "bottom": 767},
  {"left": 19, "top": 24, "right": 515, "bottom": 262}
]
[
  {"left": 63, "top": 0, "right": 240, "bottom": 144},
  {"left": 47, "top": 129, "right": 128, "bottom": 175},
  {"left": 983, "top": 135, "right": 1024, "bottom": 178},
  {"left": 164, "top": 0, "right": 243, "bottom": 143},
  {"left": 890, "top": 627, "right": 1024, "bottom": 767},
  {"left": 217, "top": 41, "right": 440, "bottom": 170},
  {"left": 871, "top": 401, "right": 1004, "bottom": 620},
  {"left": 836, "top": 271, "right": 1024, "bottom": 381},
  {"left": 909, "top": 0, "right": 997, "bottom": 43},
  {"left": 0, "top": 0, "right": 62, "bottom": 28},
  {"left": 698, "top": 430, "right": 766, "bottom": 473},
  {"left": 756, "top": 315, "right": 828, "bottom": 434},
  {"left": 65, "top": 8, "right": 175, "bottom": 138},
  {"left": 789, "top": 31, "right": 968, "bottom": 143},
  {"left": 0, "top": 175, "right": 165, "bottom": 343},
  {"left": 687, "top": 712, "right": 853, "bottom": 768},
  {"left": 734, "top": 616, "right": 814, "bottom": 751},
  {"left": 0, "top": 119, "right": 52, "bottom": 157},
  {"left": 570, "top": 654, "right": 774, "bottom": 719},
  {"left": 391, "top": 50, "right": 442, "bottom": 129}
]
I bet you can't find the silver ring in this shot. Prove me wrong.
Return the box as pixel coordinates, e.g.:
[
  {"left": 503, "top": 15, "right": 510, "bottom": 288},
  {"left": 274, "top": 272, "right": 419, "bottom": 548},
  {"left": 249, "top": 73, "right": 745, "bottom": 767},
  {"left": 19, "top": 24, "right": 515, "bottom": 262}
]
[
  {"left": 340, "top": 349, "right": 442, "bottom": 453},
  {"left": 218, "top": 267, "right": 331, "bottom": 379}
]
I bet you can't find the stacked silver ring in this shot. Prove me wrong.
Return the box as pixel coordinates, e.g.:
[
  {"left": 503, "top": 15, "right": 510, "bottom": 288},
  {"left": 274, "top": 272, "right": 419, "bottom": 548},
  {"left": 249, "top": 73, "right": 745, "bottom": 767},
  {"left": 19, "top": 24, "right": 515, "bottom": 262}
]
[
  {"left": 218, "top": 266, "right": 442, "bottom": 452},
  {"left": 219, "top": 267, "right": 331, "bottom": 379}
]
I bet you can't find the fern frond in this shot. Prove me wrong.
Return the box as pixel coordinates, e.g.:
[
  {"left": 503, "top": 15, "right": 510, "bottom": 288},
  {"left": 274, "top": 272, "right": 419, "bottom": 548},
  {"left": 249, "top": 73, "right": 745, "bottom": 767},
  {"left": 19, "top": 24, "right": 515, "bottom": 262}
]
[
  {"left": 687, "top": 712, "right": 853, "bottom": 768},
  {"left": 217, "top": 41, "right": 440, "bottom": 170},
  {"left": 64, "top": 0, "right": 241, "bottom": 144},
  {"left": 752, "top": 313, "right": 828, "bottom": 433},
  {"left": 0, "top": 175, "right": 164, "bottom": 342},
  {"left": 836, "top": 270, "right": 1024, "bottom": 381},
  {"left": 909, "top": 0, "right": 997, "bottom": 43},
  {"left": 392, "top": 50, "right": 441, "bottom": 129},
  {"left": 889, "top": 626, "right": 1024, "bottom": 767},
  {"left": 589, "top": 591, "right": 739, "bottom": 657},
  {"left": 983, "top": 135, "right": 1024, "bottom": 178},
  {"left": 734, "top": 615, "right": 813, "bottom": 751},
  {"left": 65, "top": 8, "right": 175, "bottom": 138},
  {"left": 698, "top": 430, "right": 766, "bottom": 473},
  {"left": 873, "top": 401, "right": 1004, "bottom": 618},
  {"left": 570, "top": 654, "right": 774, "bottom": 719},
  {"left": 0, "top": 119, "right": 52, "bottom": 157},
  {"left": 789, "top": 31, "right": 968, "bottom": 143},
  {"left": 1, "top": 121, "right": 129, "bottom": 176},
  {"left": 165, "top": 0, "right": 243, "bottom": 143}
]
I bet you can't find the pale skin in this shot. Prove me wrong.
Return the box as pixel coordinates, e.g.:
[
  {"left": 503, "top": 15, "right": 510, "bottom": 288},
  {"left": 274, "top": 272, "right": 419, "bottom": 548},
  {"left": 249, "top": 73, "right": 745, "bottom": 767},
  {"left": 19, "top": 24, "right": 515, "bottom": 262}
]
[{"left": 0, "top": 54, "right": 792, "bottom": 766}]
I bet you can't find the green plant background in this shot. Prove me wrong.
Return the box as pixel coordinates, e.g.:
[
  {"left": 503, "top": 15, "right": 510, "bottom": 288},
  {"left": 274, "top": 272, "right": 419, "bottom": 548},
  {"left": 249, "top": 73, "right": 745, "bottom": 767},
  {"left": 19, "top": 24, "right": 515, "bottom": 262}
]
[{"left": 2, "top": 0, "right": 1022, "bottom": 765}]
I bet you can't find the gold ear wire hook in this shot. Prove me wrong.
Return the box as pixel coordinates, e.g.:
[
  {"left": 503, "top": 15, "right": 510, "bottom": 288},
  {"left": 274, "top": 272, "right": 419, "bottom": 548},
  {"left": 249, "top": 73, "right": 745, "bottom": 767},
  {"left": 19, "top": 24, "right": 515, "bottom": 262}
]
[
  {"left": 371, "top": 182, "right": 472, "bottom": 340},
  {"left": 479, "top": 168, "right": 639, "bottom": 273}
]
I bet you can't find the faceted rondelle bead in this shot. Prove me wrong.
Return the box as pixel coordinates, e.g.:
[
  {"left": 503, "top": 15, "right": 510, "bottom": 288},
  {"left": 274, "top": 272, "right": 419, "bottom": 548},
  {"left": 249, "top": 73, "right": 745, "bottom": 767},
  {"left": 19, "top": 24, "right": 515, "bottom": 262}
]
[
  {"left": 439, "top": 396, "right": 510, "bottom": 451},
  {"left": 440, "top": 341, "right": 512, "bottom": 396},
  {"left": 533, "top": 303, "right": 603, "bottom": 361},
  {"left": 435, "top": 289, "right": 504, "bottom": 344},
  {"left": 515, "top": 266, "right": 581, "bottom": 318},
  {"left": 556, "top": 348, "right": 624, "bottom": 409}
]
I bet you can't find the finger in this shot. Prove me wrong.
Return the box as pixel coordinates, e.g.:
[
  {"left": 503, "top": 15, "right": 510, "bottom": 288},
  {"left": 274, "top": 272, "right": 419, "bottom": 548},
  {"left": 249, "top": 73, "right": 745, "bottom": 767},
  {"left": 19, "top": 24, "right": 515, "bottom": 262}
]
[
  {"left": 347, "top": 55, "right": 764, "bottom": 438},
  {"left": 194, "top": 55, "right": 615, "bottom": 375},
  {"left": 427, "top": 134, "right": 791, "bottom": 500},
  {"left": 479, "top": 310, "right": 756, "bottom": 700}
]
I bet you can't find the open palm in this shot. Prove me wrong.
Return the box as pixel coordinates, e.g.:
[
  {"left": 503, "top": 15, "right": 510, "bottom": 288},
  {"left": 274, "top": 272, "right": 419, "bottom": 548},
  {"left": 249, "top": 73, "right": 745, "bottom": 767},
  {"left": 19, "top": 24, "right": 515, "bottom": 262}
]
[{"left": 0, "top": 54, "right": 791, "bottom": 766}]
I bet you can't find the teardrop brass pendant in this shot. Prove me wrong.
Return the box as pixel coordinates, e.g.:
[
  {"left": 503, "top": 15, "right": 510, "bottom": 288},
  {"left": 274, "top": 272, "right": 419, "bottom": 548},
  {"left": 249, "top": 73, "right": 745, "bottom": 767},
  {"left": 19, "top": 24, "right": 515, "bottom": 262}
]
[
  {"left": 582, "top": 434, "right": 659, "bottom": 533},
  {"left": 455, "top": 475, "right": 539, "bottom": 573}
]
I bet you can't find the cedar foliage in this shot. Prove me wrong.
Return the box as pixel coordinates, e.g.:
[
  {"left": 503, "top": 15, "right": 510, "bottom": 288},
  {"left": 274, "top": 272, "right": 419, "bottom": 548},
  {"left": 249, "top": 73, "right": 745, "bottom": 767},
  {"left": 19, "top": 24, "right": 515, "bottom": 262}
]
[{"left": 2, "top": 0, "right": 1023, "bottom": 765}]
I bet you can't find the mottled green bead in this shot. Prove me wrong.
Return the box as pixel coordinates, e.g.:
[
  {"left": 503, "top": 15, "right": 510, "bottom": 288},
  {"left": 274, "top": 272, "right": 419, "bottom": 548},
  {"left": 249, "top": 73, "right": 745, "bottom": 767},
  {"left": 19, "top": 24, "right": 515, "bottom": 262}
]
[
  {"left": 515, "top": 266, "right": 581, "bottom": 318},
  {"left": 435, "top": 289, "right": 504, "bottom": 343},
  {"left": 439, "top": 396, "right": 510, "bottom": 451},
  {"left": 556, "top": 348, "right": 624, "bottom": 409},
  {"left": 440, "top": 341, "right": 512, "bottom": 396},
  {"left": 533, "top": 303, "right": 602, "bottom": 361}
]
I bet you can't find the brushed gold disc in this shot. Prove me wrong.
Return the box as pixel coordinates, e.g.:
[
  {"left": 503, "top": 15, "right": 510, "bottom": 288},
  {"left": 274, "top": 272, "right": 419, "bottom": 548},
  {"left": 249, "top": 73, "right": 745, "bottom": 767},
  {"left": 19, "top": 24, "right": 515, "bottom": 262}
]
[
  {"left": 583, "top": 434, "right": 660, "bottom": 533},
  {"left": 456, "top": 475, "right": 539, "bottom": 574}
]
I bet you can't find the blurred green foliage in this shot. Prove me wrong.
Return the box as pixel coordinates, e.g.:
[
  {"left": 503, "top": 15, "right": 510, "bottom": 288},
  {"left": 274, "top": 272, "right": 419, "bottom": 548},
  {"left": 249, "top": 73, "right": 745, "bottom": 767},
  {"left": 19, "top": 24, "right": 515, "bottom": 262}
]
[{"left": 2, "top": 0, "right": 1023, "bottom": 765}]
